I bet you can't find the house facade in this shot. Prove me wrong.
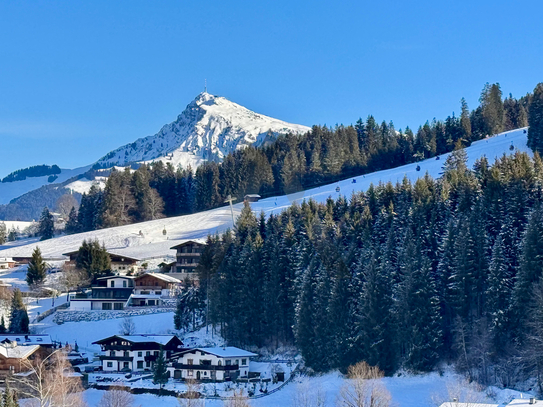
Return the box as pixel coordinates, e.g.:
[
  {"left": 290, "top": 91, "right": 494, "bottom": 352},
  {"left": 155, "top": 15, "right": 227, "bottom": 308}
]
[
  {"left": 0, "top": 340, "right": 42, "bottom": 373},
  {"left": 69, "top": 276, "right": 134, "bottom": 311},
  {"left": 62, "top": 250, "right": 140, "bottom": 274},
  {"left": 0, "top": 258, "right": 15, "bottom": 270},
  {"left": 93, "top": 334, "right": 184, "bottom": 372},
  {"left": 127, "top": 273, "right": 181, "bottom": 307},
  {"left": 168, "top": 347, "right": 257, "bottom": 382},
  {"left": 169, "top": 240, "right": 206, "bottom": 282}
]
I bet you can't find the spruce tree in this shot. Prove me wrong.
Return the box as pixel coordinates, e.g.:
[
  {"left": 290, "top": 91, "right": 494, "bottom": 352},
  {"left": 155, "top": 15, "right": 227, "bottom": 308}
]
[
  {"left": 460, "top": 97, "right": 472, "bottom": 140},
  {"left": 38, "top": 207, "right": 54, "bottom": 240},
  {"left": 153, "top": 349, "right": 169, "bottom": 389},
  {"left": 0, "top": 316, "right": 6, "bottom": 334},
  {"left": 26, "top": 247, "right": 47, "bottom": 287},
  {"left": 8, "top": 289, "right": 29, "bottom": 334},
  {"left": 528, "top": 83, "right": 543, "bottom": 155},
  {"left": 65, "top": 206, "right": 79, "bottom": 235},
  {"left": 511, "top": 204, "right": 543, "bottom": 337},
  {"left": 0, "top": 222, "right": 6, "bottom": 245}
]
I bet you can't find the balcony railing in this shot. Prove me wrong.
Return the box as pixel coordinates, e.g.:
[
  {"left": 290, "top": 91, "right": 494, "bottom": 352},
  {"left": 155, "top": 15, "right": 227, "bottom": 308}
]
[
  {"left": 99, "top": 355, "right": 133, "bottom": 362},
  {"left": 172, "top": 363, "right": 239, "bottom": 371}
]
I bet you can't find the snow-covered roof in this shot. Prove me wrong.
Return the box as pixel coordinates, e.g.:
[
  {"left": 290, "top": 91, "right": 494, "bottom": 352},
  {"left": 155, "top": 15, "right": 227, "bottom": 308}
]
[
  {"left": 0, "top": 258, "right": 14, "bottom": 263},
  {"left": 0, "top": 334, "right": 52, "bottom": 346},
  {"left": 170, "top": 239, "right": 207, "bottom": 250},
  {"left": 507, "top": 399, "right": 543, "bottom": 406},
  {"left": 93, "top": 334, "right": 179, "bottom": 346},
  {"left": 182, "top": 346, "right": 257, "bottom": 358},
  {"left": 0, "top": 344, "right": 40, "bottom": 359},
  {"left": 439, "top": 404, "right": 499, "bottom": 407},
  {"left": 136, "top": 272, "right": 180, "bottom": 283},
  {"left": 95, "top": 275, "right": 134, "bottom": 281}
]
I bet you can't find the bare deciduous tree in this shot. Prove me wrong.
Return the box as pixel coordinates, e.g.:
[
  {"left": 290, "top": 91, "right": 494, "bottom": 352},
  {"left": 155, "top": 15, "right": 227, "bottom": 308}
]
[
  {"left": 178, "top": 379, "right": 205, "bottom": 407},
  {"left": 60, "top": 266, "right": 91, "bottom": 300},
  {"left": 224, "top": 390, "right": 251, "bottom": 407},
  {"left": 98, "top": 387, "right": 136, "bottom": 407},
  {"left": 118, "top": 317, "right": 136, "bottom": 335},
  {"left": 16, "top": 349, "right": 87, "bottom": 407},
  {"left": 336, "top": 361, "right": 392, "bottom": 407},
  {"left": 431, "top": 376, "right": 487, "bottom": 407},
  {"left": 292, "top": 377, "right": 326, "bottom": 407}
]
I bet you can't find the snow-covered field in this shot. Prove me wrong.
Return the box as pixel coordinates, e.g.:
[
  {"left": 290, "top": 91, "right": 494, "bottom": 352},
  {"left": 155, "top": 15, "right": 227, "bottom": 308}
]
[{"left": 0, "top": 127, "right": 530, "bottom": 263}]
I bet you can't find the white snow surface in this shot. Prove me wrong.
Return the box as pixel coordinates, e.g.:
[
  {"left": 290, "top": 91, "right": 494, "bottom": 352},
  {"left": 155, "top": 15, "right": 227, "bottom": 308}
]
[
  {"left": 0, "top": 165, "right": 91, "bottom": 205},
  {"left": 0, "top": 128, "right": 529, "bottom": 262},
  {"left": 95, "top": 92, "right": 310, "bottom": 170}
]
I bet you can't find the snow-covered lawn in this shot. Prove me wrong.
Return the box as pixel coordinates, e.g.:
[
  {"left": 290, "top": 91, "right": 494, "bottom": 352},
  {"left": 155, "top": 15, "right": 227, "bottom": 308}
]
[{"left": 78, "top": 370, "right": 530, "bottom": 407}]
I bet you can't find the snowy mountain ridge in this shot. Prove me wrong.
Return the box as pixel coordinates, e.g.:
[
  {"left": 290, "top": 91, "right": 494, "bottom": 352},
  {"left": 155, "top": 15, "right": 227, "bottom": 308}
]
[
  {"left": 0, "top": 93, "right": 309, "bottom": 205},
  {"left": 95, "top": 92, "right": 310, "bottom": 170}
]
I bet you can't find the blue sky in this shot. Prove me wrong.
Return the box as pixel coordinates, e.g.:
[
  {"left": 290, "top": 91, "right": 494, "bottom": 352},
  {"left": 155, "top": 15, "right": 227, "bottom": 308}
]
[{"left": 1, "top": 0, "right": 542, "bottom": 177}]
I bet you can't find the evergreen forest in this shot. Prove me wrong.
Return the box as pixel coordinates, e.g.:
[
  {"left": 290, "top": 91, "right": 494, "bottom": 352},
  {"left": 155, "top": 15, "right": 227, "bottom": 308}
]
[
  {"left": 198, "top": 148, "right": 543, "bottom": 390},
  {"left": 64, "top": 82, "right": 541, "bottom": 234}
]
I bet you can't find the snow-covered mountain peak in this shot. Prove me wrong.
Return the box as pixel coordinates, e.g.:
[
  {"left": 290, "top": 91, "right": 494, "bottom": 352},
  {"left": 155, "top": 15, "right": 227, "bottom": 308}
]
[{"left": 95, "top": 92, "right": 310, "bottom": 170}]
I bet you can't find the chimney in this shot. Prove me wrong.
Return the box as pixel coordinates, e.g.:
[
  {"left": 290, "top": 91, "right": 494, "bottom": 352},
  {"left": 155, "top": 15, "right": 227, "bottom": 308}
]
[{"left": 530, "top": 398, "right": 536, "bottom": 405}]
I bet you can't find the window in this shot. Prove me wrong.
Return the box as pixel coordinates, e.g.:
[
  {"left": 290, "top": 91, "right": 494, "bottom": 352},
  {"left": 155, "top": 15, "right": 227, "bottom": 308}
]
[
  {"left": 138, "top": 352, "right": 142, "bottom": 357},
  {"left": 110, "top": 281, "right": 115, "bottom": 287},
  {"left": 114, "top": 303, "right": 123, "bottom": 310},
  {"left": 124, "top": 351, "right": 129, "bottom": 357},
  {"left": 110, "top": 351, "right": 115, "bottom": 357},
  {"left": 123, "top": 281, "right": 127, "bottom": 288},
  {"left": 154, "top": 351, "right": 159, "bottom": 356},
  {"left": 225, "top": 360, "right": 231, "bottom": 365},
  {"left": 102, "top": 303, "right": 112, "bottom": 310},
  {"left": 241, "top": 359, "right": 247, "bottom": 366},
  {"left": 137, "top": 361, "right": 143, "bottom": 369},
  {"left": 201, "top": 359, "right": 211, "bottom": 366},
  {"left": 146, "top": 351, "right": 150, "bottom": 356},
  {"left": 155, "top": 291, "right": 162, "bottom": 295},
  {"left": 146, "top": 361, "right": 151, "bottom": 367},
  {"left": 218, "top": 360, "right": 222, "bottom": 366},
  {"left": 188, "top": 370, "right": 193, "bottom": 377},
  {"left": 235, "top": 360, "right": 239, "bottom": 366},
  {"left": 187, "top": 359, "right": 193, "bottom": 365},
  {"left": 107, "top": 362, "right": 113, "bottom": 368},
  {"left": 148, "top": 300, "right": 155, "bottom": 306},
  {"left": 123, "top": 362, "right": 129, "bottom": 369}
]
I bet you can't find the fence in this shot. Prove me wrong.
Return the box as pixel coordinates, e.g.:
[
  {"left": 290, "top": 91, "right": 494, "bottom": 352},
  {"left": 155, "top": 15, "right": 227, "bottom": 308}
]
[{"left": 35, "top": 303, "right": 69, "bottom": 322}]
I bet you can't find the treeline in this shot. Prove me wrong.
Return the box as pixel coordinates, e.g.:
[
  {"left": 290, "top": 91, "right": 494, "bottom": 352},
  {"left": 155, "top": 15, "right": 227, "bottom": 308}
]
[
  {"left": 197, "top": 150, "right": 543, "bottom": 389},
  {"left": 2, "top": 164, "right": 60, "bottom": 183},
  {"left": 66, "top": 82, "right": 536, "bottom": 232}
]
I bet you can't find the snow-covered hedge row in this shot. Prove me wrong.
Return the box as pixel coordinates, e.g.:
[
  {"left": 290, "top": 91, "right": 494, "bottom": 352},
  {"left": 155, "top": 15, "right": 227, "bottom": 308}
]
[{"left": 53, "top": 307, "right": 175, "bottom": 324}]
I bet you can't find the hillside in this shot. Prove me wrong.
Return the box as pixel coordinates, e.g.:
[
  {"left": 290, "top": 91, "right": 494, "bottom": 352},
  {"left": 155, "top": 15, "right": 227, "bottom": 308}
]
[{"left": 0, "top": 127, "right": 529, "bottom": 261}]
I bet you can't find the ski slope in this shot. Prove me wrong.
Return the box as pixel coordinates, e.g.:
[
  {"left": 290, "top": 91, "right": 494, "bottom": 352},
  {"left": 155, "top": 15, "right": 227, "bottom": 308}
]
[{"left": 0, "top": 128, "right": 529, "bottom": 261}]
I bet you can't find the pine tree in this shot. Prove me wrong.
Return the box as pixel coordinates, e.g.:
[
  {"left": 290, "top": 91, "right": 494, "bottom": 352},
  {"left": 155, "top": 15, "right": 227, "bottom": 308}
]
[
  {"left": 75, "top": 239, "right": 112, "bottom": 277},
  {"left": 0, "top": 316, "right": 6, "bottom": 334},
  {"left": 0, "top": 222, "right": 6, "bottom": 245},
  {"left": 460, "top": 98, "right": 472, "bottom": 141},
  {"left": 38, "top": 207, "right": 54, "bottom": 240},
  {"left": 511, "top": 204, "right": 543, "bottom": 337},
  {"left": 528, "top": 83, "right": 543, "bottom": 155},
  {"left": 8, "top": 289, "right": 29, "bottom": 334},
  {"left": 26, "top": 247, "right": 47, "bottom": 287},
  {"left": 480, "top": 82, "right": 504, "bottom": 135},
  {"left": 153, "top": 348, "right": 169, "bottom": 389},
  {"left": 65, "top": 206, "right": 79, "bottom": 235},
  {"left": 3, "top": 379, "right": 19, "bottom": 407}
]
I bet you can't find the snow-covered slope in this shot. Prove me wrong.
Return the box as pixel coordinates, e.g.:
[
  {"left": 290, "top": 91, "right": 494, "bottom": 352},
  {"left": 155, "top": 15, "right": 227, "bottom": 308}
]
[
  {"left": 95, "top": 92, "right": 310, "bottom": 169},
  {"left": 0, "top": 165, "right": 91, "bottom": 205},
  {"left": 0, "top": 128, "right": 529, "bottom": 261}
]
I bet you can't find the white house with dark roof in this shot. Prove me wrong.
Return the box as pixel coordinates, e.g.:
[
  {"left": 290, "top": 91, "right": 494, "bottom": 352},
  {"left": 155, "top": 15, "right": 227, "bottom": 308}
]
[
  {"left": 69, "top": 275, "right": 134, "bottom": 311},
  {"left": 93, "top": 334, "right": 184, "bottom": 372},
  {"left": 168, "top": 346, "right": 257, "bottom": 382}
]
